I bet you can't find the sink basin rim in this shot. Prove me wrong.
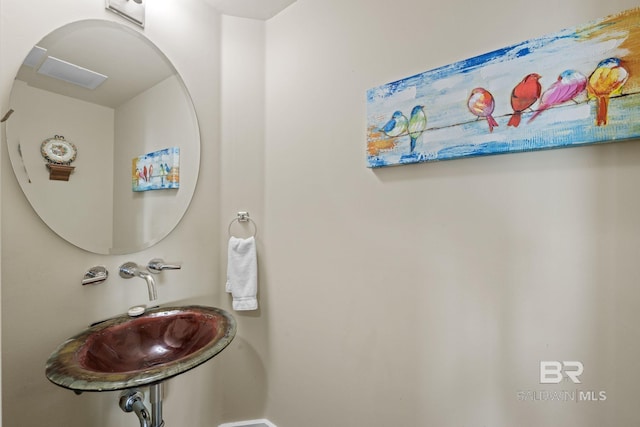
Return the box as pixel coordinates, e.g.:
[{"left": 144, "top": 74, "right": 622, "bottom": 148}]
[{"left": 45, "top": 305, "right": 236, "bottom": 392}]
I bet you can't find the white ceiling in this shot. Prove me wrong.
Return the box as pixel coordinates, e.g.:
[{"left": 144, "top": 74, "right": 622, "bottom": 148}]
[
  {"left": 204, "top": 0, "right": 296, "bottom": 20},
  {"left": 16, "top": 21, "right": 175, "bottom": 108}
]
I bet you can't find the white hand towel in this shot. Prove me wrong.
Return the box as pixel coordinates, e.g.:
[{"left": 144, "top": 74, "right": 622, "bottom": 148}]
[{"left": 226, "top": 236, "right": 258, "bottom": 311}]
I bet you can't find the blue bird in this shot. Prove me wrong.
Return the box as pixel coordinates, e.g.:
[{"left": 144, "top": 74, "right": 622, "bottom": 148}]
[
  {"left": 408, "top": 105, "right": 427, "bottom": 152},
  {"left": 381, "top": 110, "right": 408, "bottom": 137}
]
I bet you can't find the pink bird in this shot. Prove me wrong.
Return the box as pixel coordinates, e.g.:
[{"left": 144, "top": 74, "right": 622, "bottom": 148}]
[
  {"left": 467, "top": 88, "right": 499, "bottom": 132},
  {"left": 528, "top": 70, "right": 587, "bottom": 123}
]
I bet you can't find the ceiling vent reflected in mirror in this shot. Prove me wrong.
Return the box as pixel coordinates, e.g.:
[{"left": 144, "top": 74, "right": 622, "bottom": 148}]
[
  {"left": 37, "top": 57, "right": 108, "bottom": 90},
  {"left": 22, "top": 46, "right": 109, "bottom": 91},
  {"left": 23, "top": 46, "right": 47, "bottom": 68},
  {"left": 106, "top": 0, "right": 145, "bottom": 27}
]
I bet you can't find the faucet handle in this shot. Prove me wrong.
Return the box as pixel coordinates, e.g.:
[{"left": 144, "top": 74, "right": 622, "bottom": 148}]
[
  {"left": 147, "top": 258, "right": 182, "bottom": 274},
  {"left": 82, "top": 266, "right": 108, "bottom": 285}
]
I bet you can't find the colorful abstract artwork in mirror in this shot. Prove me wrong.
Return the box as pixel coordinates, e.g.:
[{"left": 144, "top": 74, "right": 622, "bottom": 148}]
[{"left": 132, "top": 147, "right": 180, "bottom": 191}]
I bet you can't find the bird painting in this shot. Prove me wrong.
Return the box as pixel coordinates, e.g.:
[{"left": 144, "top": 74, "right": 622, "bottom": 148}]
[
  {"left": 587, "top": 57, "right": 628, "bottom": 126},
  {"left": 381, "top": 110, "right": 408, "bottom": 137},
  {"left": 132, "top": 147, "right": 180, "bottom": 191},
  {"left": 408, "top": 105, "right": 427, "bottom": 152},
  {"left": 366, "top": 8, "right": 640, "bottom": 168},
  {"left": 528, "top": 70, "right": 587, "bottom": 123},
  {"left": 467, "top": 88, "right": 499, "bottom": 132},
  {"left": 508, "top": 73, "right": 542, "bottom": 127}
]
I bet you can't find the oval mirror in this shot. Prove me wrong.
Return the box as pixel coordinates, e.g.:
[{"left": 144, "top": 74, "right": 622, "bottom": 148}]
[{"left": 6, "top": 20, "right": 200, "bottom": 254}]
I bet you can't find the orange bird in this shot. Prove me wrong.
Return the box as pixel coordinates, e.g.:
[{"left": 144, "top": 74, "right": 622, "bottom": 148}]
[
  {"left": 587, "top": 58, "right": 628, "bottom": 126},
  {"left": 508, "top": 73, "right": 542, "bottom": 127}
]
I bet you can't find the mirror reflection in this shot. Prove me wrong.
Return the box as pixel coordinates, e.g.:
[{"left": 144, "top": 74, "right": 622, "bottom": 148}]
[{"left": 6, "top": 20, "right": 200, "bottom": 254}]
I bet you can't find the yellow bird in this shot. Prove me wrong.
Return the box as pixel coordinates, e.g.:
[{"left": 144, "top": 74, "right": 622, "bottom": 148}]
[{"left": 587, "top": 57, "right": 628, "bottom": 126}]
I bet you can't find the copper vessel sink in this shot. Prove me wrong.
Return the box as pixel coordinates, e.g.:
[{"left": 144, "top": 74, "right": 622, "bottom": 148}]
[{"left": 45, "top": 305, "right": 236, "bottom": 392}]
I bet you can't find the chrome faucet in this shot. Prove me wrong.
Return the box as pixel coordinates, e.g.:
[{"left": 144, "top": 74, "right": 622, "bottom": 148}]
[{"left": 119, "top": 262, "right": 157, "bottom": 301}]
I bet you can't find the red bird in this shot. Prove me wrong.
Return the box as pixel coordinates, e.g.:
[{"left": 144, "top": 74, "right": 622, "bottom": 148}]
[{"left": 508, "top": 73, "right": 542, "bottom": 127}]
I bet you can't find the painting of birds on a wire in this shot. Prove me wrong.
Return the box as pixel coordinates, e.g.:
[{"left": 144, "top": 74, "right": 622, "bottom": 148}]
[
  {"left": 132, "top": 147, "right": 180, "bottom": 192},
  {"left": 366, "top": 7, "right": 640, "bottom": 168}
]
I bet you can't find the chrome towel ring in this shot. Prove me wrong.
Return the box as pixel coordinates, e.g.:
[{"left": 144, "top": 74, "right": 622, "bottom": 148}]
[{"left": 228, "top": 211, "right": 257, "bottom": 238}]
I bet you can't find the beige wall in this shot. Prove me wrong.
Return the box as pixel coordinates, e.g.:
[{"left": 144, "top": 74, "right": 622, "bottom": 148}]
[
  {"left": 8, "top": 81, "right": 114, "bottom": 251},
  {"left": 218, "top": 13, "right": 268, "bottom": 421},
  {"left": 3, "top": 0, "right": 640, "bottom": 427},
  {"left": 113, "top": 75, "right": 199, "bottom": 252},
  {"left": 219, "top": 0, "right": 640, "bottom": 426}
]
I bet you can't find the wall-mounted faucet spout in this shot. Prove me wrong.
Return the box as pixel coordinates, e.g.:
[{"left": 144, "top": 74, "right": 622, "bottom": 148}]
[{"left": 119, "top": 262, "right": 157, "bottom": 301}]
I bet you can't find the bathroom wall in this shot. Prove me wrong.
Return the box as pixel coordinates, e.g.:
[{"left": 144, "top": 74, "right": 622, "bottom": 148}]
[
  {"left": 8, "top": 81, "right": 114, "bottom": 250},
  {"left": 113, "top": 75, "right": 199, "bottom": 251},
  {"left": 217, "top": 0, "right": 640, "bottom": 426},
  {"left": 1, "top": 0, "right": 227, "bottom": 426},
  {"left": 218, "top": 13, "right": 268, "bottom": 420}
]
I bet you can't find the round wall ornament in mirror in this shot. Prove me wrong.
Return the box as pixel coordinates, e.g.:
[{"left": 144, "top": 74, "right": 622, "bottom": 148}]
[
  {"left": 6, "top": 20, "right": 201, "bottom": 254},
  {"left": 41, "top": 135, "right": 77, "bottom": 181},
  {"left": 41, "top": 135, "right": 77, "bottom": 165}
]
